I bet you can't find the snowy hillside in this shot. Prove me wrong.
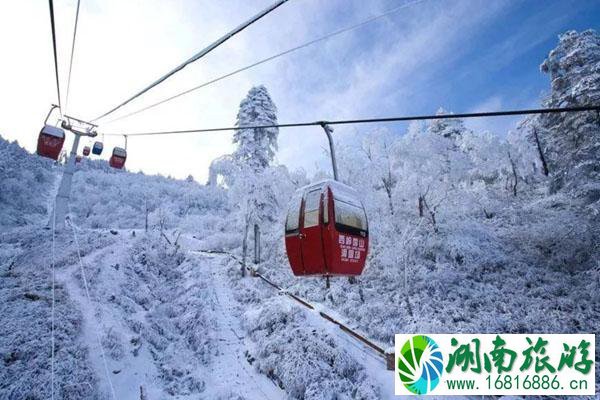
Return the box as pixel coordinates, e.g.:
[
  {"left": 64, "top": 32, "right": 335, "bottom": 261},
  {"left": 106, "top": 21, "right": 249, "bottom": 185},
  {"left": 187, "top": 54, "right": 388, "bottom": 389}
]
[{"left": 1, "top": 29, "right": 599, "bottom": 399}]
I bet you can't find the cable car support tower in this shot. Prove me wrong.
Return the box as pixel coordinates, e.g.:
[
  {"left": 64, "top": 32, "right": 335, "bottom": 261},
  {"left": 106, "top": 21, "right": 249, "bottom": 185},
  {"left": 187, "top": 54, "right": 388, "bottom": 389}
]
[{"left": 51, "top": 115, "right": 97, "bottom": 230}]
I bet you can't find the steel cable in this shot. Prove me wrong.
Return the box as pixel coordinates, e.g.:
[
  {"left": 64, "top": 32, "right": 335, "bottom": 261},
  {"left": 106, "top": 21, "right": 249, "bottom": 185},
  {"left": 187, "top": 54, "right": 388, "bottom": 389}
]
[
  {"left": 91, "top": 0, "right": 290, "bottom": 122},
  {"left": 65, "top": 0, "right": 82, "bottom": 114},
  {"left": 101, "top": 0, "right": 427, "bottom": 126},
  {"left": 48, "top": 0, "right": 63, "bottom": 115},
  {"left": 102, "top": 105, "right": 600, "bottom": 137}
]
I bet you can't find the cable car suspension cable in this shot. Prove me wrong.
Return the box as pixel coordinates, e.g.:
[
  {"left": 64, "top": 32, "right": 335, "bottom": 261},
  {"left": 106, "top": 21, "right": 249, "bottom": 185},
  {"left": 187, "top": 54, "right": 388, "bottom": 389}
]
[
  {"left": 101, "top": 104, "right": 600, "bottom": 137},
  {"left": 91, "top": 0, "right": 290, "bottom": 123},
  {"left": 48, "top": 0, "right": 63, "bottom": 115},
  {"left": 65, "top": 0, "right": 82, "bottom": 115},
  {"left": 50, "top": 204, "right": 56, "bottom": 400},
  {"left": 101, "top": 0, "right": 427, "bottom": 126}
]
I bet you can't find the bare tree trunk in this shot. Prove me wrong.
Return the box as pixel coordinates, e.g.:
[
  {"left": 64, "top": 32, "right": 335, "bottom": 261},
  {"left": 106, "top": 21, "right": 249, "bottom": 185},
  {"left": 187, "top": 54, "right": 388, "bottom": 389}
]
[
  {"left": 253, "top": 224, "right": 260, "bottom": 265},
  {"left": 418, "top": 195, "right": 424, "bottom": 217},
  {"left": 383, "top": 179, "right": 394, "bottom": 216},
  {"left": 429, "top": 209, "right": 438, "bottom": 233},
  {"left": 422, "top": 197, "right": 438, "bottom": 234},
  {"left": 144, "top": 198, "right": 148, "bottom": 233},
  {"left": 532, "top": 127, "right": 549, "bottom": 176},
  {"left": 241, "top": 219, "right": 248, "bottom": 277},
  {"left": 508, "top": 151, "right": 518, "bottom": 197}
]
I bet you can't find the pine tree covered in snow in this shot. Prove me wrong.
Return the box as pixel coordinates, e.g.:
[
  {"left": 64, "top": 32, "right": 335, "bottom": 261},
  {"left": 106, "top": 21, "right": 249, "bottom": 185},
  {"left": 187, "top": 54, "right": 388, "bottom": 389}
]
[
  {"left": 534, "top": 30, "right": 600, "bottom": 202},
  {"left": 225, "top": 85, "right": 297, "bottom": 269},
  {"left": 233, "top": 85, "right": 279, "bottom": 170}
]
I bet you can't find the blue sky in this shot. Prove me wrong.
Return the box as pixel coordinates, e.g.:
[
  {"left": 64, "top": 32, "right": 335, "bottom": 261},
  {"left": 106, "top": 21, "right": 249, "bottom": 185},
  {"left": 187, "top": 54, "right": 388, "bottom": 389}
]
[{"left": 0, "top": 0, "right": 598, "bottom": 180}]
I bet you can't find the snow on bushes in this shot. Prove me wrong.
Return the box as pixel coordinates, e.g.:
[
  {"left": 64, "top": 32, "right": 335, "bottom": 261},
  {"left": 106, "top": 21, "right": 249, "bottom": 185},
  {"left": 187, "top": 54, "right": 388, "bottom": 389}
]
[
  {"left": 70, "top": 159, "right": 228, "bottom": 230},
  {"left": 115, "top": 234, "right": 216, "bottom": 396},
  {"left": 0, "top": 228, "right": 99, "bottom": 399},
  {"left": 0, "top": 138, "right": 56, "bottom": 228},
  {"left": 243, "top": 297, "right": 380, "bottom": 400}
]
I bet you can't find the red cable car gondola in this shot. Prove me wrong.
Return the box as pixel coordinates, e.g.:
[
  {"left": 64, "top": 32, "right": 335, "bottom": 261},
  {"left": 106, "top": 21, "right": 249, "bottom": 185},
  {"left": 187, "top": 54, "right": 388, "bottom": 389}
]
[
  {"left": 109, "top": 147, "right": 127, "bottom": 169},
  {"left": 284, "top": 124, "right": 370, "bottom": 282},
  {"left": 82, "top": 146, "right": 90, "bottom": 156},
  {"left": 37, "top": 106, "right": 65, "bottom": 160},
  {"left": 285, "top": 180, "right": 369, "bottom": 277}
]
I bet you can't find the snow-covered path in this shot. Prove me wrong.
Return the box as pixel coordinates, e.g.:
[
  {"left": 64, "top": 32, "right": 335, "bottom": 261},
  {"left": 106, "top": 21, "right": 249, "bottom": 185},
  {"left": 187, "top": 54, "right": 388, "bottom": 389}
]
[
  {"left": 57, "top": 235, "right": 164, "bottom": 400},
  {"left": 185, "top": 247, "right": 395, "bottom": 398},
  {"left": 191, "top": 251, "right": 285, "bottom": 399},
  {"left": 40, "top": 231, "right": 394, "bottom": 399}
]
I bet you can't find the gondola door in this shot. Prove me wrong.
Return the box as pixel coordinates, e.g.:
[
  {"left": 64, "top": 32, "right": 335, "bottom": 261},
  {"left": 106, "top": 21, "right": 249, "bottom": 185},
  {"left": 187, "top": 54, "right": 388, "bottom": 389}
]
[
  {"left": 284, "top": 192, "right": 304, "bottom": 275},
  {"left": 300, "top": 188, "right": 326, "bottom": 275}
]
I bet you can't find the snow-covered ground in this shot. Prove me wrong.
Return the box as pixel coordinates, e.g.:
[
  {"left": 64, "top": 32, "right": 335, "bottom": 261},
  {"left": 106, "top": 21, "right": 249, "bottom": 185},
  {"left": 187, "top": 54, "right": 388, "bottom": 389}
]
[
  {"left": 0, "top": 221, "right": 398, "bottom": 399},
  {"left": 1, "top": 29, "right": 599, "bottom": 399}
]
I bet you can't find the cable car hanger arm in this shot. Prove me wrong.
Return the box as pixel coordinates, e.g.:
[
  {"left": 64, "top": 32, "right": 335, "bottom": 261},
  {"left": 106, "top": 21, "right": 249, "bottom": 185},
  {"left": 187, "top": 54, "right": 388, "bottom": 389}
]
[
  {"left": 91, "top": 0, "right": 290, "bottom": 123},
  {"left": 319, "top": 122, "right": 338, "bottom": 181},
  {"left": 101, "top": 104, "right": 600, "bottom": 137},
  {"left": 44, "top": 104, "right": 61, "bottom": 125}
]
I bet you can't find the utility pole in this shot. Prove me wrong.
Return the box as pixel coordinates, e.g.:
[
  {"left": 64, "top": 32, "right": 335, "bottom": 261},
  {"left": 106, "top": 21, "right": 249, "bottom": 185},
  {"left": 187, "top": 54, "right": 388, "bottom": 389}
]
[{"left": 50, "top": 117, "right": 97, "bottom": 230}]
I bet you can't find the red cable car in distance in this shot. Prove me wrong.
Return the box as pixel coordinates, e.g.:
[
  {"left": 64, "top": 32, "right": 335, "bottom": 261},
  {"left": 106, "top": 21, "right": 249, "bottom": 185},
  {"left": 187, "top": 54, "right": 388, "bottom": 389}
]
[
  {"left": 109, "top": 147, "right": 127, "bottom": 169},
  {"left": 82, "top": 146, "right": 90, "bottom": 156},
  {"left": 37, "top": 105, "right": 65, "bottom": 160},
  {"left": 285, "top": 179, "right": 369, "bottom": 277}
]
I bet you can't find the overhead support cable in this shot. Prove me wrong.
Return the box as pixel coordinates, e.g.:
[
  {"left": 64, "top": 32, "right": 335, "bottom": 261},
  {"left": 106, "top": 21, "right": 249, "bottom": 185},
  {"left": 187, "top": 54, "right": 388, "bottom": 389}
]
[
  {"left": 48, "top": 0, "right": 63, "bottom": 114},
  {"left": 101, "top": 0, "right": 427, "bottom": 125},
  {"left": 101, "top": 105, "right": 600, "bottom": 137},
  {"left": 65, "top": 0, "right": 82, "bottom": 114},
  {"left": 91, "top": 0, "right": 290, "bottom": 123}
]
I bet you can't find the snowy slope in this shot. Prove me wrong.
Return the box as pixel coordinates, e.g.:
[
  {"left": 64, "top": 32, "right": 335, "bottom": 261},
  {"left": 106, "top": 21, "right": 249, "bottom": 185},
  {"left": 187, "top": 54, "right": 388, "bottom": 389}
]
[{"left": 1, "top": 29, "right": 600, "bottom": 398}]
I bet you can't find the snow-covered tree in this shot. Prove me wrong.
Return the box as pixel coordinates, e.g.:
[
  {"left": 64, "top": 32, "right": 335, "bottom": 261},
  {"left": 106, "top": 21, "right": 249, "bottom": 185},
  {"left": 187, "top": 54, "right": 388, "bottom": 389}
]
[
  {"left": 207, "top": 154, "right": 235, "bottom": 187},
  {"left": 360, "top": 129, "right": 398, "bottom": 216},
  {"left": 233, "top": 85, "right": 279, "bottom": 170},
  {"left": 396, "top": 118, "right": 474, "bottom": 231},
  {"left": 223, "top": 85, "right": 292, "bottom": 271},
  {"left": 533, "top": 30, "right": 600, "bottom": 201},
  {"left": 428, "top": 108, "right": 467, "bottom": 140}
]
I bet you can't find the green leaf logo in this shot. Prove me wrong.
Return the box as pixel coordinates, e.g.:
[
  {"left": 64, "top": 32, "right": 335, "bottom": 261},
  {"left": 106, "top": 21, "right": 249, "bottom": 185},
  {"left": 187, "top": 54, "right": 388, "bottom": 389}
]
[{"left": 397, "top": 335, "right": 444, "bottom": 394}]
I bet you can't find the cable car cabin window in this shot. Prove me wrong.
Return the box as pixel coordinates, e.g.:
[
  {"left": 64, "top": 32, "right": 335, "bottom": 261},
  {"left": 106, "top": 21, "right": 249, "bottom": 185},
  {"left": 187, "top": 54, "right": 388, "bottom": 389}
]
[
  {"left": 303, "top": 189, "right": 321, "bottom": 228},
  {"left": 334, "top": 199, "right": 367, "bottom": 236},
  {"left": 285, "top": 194, "right": 302, "bottom": 234}
]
